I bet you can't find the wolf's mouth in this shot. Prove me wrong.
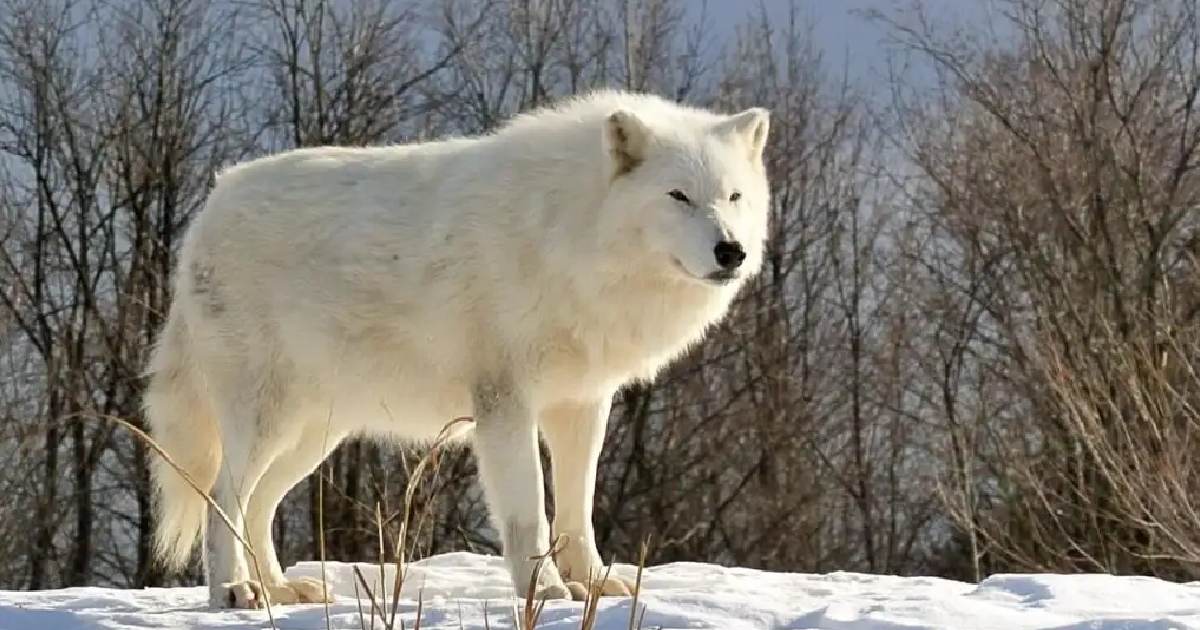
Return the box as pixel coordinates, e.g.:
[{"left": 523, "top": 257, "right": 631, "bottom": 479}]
[
  {"left": 671, "top": 257, "right": 738, "bottom": 286},
  {"left": 704, "top": 269, "right": 738, "bottom": 285}
]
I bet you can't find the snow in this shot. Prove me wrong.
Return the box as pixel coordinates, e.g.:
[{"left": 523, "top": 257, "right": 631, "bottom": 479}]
[{"left": 3, "top": 552, "right": 1200, "bottom": 629}]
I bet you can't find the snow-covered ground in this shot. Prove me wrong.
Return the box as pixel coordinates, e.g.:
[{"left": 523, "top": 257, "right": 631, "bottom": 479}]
[{"left": 3, "top": 552, "right": 1200, "bottom": 629}]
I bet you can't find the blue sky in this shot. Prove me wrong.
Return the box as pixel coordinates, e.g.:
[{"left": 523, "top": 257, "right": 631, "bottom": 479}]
[{"left": 704, "top": 0, "right": 991, "bottom": 81}]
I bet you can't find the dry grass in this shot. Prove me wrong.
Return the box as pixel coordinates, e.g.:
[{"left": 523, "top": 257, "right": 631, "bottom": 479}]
[
  {"left": 86, "top": 413, "right": 278, "bottom": 628},
  {"left": 108, "top": 411, "right": 651, "bottom": 630},
  {"left": 575, "top": 564, "right": 611, "bottom": 630},
  {"left": 627, "top": 539, "right": 649, "bottom": 630}
]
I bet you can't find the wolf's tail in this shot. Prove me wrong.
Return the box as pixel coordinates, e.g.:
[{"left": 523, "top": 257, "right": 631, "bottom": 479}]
[{"left": 143, "top": 314, "right": 222, "bottom": 571}]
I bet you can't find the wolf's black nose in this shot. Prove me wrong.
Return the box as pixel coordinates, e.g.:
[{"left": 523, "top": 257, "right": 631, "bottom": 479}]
[{"left": 714, "top": 240, "right": 746, "bottom": 270}]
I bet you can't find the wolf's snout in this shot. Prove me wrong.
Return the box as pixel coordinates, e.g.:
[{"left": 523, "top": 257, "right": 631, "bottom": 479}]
[{"left": 713, "top": 240, "right": 746, "bottom": 270}]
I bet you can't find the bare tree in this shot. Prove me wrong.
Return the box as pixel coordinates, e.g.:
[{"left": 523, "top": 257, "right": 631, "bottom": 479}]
[
  {"left": 17, "top": 0, "right": 1200, "bottom": 591},
  {"left": 881, "top": 0, "right": 1200, "bottom": 578}
]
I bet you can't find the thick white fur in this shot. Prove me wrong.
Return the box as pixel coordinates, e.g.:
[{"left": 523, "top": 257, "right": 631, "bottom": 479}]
[{"left": 144, "top": 90, "right": 770, "bottom": 608}]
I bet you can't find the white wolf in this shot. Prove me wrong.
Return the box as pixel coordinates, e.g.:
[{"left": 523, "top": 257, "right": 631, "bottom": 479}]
[{"left": 145, "top": 90, "right": 770, "bottom": 608}]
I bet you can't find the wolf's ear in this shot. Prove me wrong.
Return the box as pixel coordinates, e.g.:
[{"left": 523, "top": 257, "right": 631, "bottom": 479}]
[
  {"left": 718, "top": 107, "right": 770, "bottom": 163},
  {"left": 604, "top": 110, "right": 650, "bottom": 177}
]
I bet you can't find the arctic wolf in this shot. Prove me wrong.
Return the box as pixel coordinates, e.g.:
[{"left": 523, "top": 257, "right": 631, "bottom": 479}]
[{"left": 145, "top": 90, "right": 771, "bottom": 608}]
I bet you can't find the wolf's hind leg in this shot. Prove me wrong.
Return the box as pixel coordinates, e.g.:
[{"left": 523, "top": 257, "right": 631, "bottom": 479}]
[
  {"left": 204, "top": 369, "right": 296, "bottom": 609},
  {"left": 244, "top": 422, "right": 343, "bottom": 604},
  {"left": 206, "top": 429, "right": 279, "bottom": 609}
]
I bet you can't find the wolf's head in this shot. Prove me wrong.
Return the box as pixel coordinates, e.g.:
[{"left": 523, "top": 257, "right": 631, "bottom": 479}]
[{"left": 598, "top": 104, "right": 770, "bottom": 288}]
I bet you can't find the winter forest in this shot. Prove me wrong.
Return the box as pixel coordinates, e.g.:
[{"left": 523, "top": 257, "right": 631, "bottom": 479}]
[{"left": 2, "top": 0, "right": 1199, "bottom": 594}]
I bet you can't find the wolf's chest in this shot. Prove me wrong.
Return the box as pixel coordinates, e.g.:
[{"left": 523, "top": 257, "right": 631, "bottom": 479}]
[{"left": 533, "top": 289, "right": 730, "bottom": 397}]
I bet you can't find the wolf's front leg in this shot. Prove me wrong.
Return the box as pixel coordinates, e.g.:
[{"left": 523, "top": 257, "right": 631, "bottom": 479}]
[
  {"left": 541, "top": 396, "right": 634, "bottom": 596},
  {"left": 472, "top": 378, "right": 571, "bottom": 600}
]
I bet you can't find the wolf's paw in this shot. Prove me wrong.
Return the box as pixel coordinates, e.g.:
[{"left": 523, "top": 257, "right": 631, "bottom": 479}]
[
  {"left": 264, "top": 577, "right": 333, "bottom": 604},
  {"left": 289, "top": 576, "right": 334, "bottom": 603},
  {"left": 563, "top": 575, "right": 635, "bottom": 599},
  {"left": 534, "top": 582, "right": 574, "bottom": 601},
  {"left": 519, "top": 562, "right": 573, "bottom": 601},
  {"left": 598, "top": 575, "right": 636, "bottom": 596},
  {"left": 211, "top": 580, "right": 265, "bottom": 609},
  {"left": 554, "top": 534, "right": 637, "bottom": 597}
]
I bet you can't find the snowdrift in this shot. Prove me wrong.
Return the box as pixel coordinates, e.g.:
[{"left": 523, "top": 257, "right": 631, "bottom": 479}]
[{"left": 2, "top": 552, "right": 1200, "bottom": 629}]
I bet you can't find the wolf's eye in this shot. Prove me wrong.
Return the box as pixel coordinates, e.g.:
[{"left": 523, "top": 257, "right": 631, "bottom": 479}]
[
  {"left": 667, "top": 189, "right": 690, "bottom": 204},
  {"left": 729, "top": 191, "right": 742, "bottom": 202}
]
